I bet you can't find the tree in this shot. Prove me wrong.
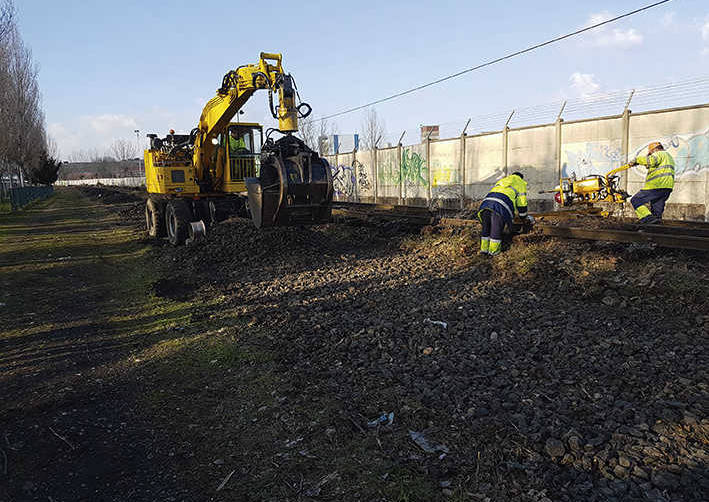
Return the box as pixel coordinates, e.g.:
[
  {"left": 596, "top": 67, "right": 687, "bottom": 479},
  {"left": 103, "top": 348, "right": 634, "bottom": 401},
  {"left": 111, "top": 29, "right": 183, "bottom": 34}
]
[
  {"left": 298, "top": 117, "right": 317, "bottom": 151},
  {"left": 360, "top": 108, "right": 386, "bottom": 150},
  {"left": 109, "top": 138, "right": 137, "bottom": 161},
  {"left": 0, "top": 1, "right": 48, "bottom": 186},
  {"left": 317, "top": 118, "right": 337, "bottom": 156},
  {"left": 26, "top": 151, "right": 61, "bottom": 185}
]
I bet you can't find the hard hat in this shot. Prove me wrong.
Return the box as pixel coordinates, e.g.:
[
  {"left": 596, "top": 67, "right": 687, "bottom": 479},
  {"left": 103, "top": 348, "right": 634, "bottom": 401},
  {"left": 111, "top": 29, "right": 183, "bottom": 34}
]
[{"left": 647, "top": 141, "right": 662, "bottom": 154}]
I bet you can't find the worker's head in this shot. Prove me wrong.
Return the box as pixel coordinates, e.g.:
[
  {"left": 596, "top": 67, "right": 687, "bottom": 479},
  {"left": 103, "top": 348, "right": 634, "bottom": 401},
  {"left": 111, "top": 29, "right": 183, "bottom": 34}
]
[
  {"left": 512, "top": 171, "right": 524, "bottom": 179},
  {"left": 647, "top": 142, "right": 663, "bottom": 155}
]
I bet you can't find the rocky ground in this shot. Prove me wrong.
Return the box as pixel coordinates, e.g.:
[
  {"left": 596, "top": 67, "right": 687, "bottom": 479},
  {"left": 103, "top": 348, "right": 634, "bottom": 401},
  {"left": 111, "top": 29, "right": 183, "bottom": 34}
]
[{"left": 1, "top": 188, "right": 707, "bottom": 501}]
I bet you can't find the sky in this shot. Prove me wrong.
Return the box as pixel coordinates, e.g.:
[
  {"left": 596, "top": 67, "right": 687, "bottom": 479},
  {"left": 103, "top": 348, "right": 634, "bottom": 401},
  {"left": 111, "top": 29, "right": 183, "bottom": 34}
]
[{"left": 16, "top": 0, "right": 709, "bottom": 159}]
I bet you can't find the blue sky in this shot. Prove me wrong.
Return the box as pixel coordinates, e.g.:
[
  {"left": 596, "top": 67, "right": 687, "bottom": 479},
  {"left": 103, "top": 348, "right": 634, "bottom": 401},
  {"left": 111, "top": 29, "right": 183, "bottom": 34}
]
[{"left": 16, "top": 0, "right": 709, "bottom": 158}]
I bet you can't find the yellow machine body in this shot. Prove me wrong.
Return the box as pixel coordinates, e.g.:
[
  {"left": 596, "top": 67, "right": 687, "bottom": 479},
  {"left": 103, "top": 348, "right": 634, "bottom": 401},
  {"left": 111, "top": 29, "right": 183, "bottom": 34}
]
[
  {"left": 144, "top": 52, "right": 299, "bottom": 198},
  {"left": 144, "top": 149, "right": 198, "bottom": 195},
  {"left": 553, "top": 164, "right": 631, "bottom": 208},
  {"left": 142, "top": 51, "right": 333, "bottom": 245}
]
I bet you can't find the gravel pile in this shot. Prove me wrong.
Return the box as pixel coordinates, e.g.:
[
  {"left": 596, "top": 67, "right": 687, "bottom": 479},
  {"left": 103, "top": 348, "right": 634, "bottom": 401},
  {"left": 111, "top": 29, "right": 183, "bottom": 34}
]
[{"left": 160, "top": 216, "right": 708, "bottom": 501}]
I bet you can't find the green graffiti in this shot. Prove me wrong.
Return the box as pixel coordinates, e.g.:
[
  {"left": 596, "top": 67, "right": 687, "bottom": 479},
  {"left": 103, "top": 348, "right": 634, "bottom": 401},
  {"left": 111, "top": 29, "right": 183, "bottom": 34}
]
[{"left": 378, "top": 148, "right": 428, "bottom": 186}]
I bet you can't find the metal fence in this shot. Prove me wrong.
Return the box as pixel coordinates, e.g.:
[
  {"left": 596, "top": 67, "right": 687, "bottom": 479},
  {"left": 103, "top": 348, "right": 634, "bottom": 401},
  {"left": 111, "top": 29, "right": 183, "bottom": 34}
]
[{"left": 9, "top": 186, "right": 54, "bottom": 210}]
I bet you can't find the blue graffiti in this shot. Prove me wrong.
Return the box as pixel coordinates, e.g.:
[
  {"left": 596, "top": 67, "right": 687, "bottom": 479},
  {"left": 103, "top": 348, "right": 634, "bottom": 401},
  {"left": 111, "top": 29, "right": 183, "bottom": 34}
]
[{"left": 632, "top": 130, "right": 709, "bottom": 175}]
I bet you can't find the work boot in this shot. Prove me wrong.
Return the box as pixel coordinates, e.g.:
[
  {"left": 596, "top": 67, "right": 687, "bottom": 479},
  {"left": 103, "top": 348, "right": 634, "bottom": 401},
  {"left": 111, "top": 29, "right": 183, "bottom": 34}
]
[{"left": 640, "top": 215, "right": 660, "bottom": 225}]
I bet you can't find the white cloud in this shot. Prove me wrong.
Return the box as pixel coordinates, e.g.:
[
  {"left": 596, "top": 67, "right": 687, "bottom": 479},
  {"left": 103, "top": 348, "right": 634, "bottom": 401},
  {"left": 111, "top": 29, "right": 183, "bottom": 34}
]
[
  {"left": 702, "top": 20, "right": 709, "bottom": 41},
  {"left": 583, "top": 11, "right": 644, "bottom": 48},
  {"left": 86, "top": 114, "right": 138, "bottom": 134},
  {"left": 569, "top": 72, "right": 600, "bottom": 97}
]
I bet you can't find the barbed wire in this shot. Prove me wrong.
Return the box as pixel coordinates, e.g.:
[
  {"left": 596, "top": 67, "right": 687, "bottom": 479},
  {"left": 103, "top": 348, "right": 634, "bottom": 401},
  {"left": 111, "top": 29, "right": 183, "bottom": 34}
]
[{"left": 374, "top": 75, "right": 709, "bottom": 146}]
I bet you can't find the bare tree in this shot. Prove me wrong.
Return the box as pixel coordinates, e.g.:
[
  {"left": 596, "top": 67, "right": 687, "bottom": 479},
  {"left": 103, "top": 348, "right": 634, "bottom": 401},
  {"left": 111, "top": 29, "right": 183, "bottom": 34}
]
[
  {"left": 68, "top": 150, "right": 90, "bottom": 163},
  {"left": 0, "top": 1, "right": 50, "bottom": 186},
  {"left": 109, "top": 138, "right": 137, "bottom": 161},
  {"left": 360, "top": 108, "right": 386, "bottom": 150},
  {"left": 316, "top": 118, "right": 338, "bottom": 155},
  {"left": 298, "top": 117, "right": 317, "bottom": 151}
]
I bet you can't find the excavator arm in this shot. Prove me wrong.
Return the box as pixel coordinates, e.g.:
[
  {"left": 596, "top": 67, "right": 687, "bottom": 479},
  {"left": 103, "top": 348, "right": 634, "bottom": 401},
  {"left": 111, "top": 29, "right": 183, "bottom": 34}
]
[{"left": 193, "top": 52, "right": 310, "bottom": 181}]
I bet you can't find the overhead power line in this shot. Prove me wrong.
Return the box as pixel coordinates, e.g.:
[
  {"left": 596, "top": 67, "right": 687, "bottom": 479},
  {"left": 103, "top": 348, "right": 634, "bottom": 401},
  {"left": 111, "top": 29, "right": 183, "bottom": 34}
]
[{"left": 316, "top": 0, "right": 672, "bottom": 122}]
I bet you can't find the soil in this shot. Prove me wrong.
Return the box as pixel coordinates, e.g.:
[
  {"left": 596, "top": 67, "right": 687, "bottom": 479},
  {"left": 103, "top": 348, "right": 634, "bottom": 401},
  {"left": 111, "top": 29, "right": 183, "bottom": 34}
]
[{"left": 1, "top": 187, "right": 707, "bottom": 502}]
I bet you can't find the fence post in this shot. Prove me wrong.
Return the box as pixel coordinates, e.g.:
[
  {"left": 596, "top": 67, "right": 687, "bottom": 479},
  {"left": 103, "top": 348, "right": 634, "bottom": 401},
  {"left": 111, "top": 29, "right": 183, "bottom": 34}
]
[
  {"left": 621, "top": 107, "right": 631, "bottom": 195},
  {"left": 426, "top": 136, "right": 432, "bottom": 205},
  {"left": 460, "top": 119, "right": 470, "bottom": 210},
  {"left": 397, "top": 142, "right": 403, "bottom": 205},
  {"left": 502, "top": 111, "right": 514, "bottom": 176},
  {"left": 373, "top": 146, "right": 378, "bottom": 204},
  {"left": 352, "top": 148, "right": 358, "bottom": 202},
  {"left": 460, "top": 133, "right": 467, "bottom": 209},
  {"left": 555, "top": 101, "right": 566, "bottom": 183},
  {"left": 555, "top": 118, "right": 563, "bottom": 182}
]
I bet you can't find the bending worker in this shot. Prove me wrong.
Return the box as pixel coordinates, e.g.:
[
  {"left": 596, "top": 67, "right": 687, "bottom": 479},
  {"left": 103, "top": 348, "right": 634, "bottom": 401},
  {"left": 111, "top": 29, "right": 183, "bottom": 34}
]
[
  {"left": 478, "top": 172, "right": 534, "bottom": 255},
  {"left": 628, "top": 141, "right": 675, "bottom": 224}
]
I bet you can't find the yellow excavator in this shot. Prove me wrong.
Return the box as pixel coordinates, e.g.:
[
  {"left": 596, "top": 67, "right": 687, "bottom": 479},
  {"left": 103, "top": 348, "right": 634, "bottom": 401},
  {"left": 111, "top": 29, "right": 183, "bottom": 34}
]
[{"left": 144, "top": 52, "right": 333, "bottom": 245}]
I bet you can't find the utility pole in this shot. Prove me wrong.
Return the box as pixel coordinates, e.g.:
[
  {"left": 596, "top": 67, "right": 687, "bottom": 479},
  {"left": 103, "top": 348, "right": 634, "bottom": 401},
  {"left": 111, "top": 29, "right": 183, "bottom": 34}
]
[{"left": 134, "top": 129, "right": 141, "bottom": 175}]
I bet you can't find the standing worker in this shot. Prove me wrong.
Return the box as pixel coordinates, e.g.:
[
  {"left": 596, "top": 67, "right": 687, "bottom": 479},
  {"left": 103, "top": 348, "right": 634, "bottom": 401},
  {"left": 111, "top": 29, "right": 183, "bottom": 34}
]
[
  {"left": 478, "top": 172, "right": 534, "bottom": 255},
  {"left": 628, "top": 142, "right": 675, "bottom": 224}
]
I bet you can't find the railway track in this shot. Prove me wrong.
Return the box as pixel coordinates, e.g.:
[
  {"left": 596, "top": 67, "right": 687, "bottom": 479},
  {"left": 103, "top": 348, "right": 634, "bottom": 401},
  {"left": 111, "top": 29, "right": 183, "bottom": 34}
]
[{"left": 332, "top": 201, "right": 709, "bottom": 252}]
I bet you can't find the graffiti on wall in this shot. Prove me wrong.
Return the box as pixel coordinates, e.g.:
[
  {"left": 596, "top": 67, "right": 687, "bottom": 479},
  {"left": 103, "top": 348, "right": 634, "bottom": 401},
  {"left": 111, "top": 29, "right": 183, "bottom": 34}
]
[
  {"left": 377, "top": 148, "right": 429, "bottom": 187},
  {"left": 331, "top": 160, "right": 372, "bottom": 199},
  {"left": 430, "top": 160, "right": 463, "bottom": 199},
  {"left": 632, "top": 129, "right": 709, "bottom": 176},
  {"left": 562, "top": 141, "right": 622, "bottom": 179}
]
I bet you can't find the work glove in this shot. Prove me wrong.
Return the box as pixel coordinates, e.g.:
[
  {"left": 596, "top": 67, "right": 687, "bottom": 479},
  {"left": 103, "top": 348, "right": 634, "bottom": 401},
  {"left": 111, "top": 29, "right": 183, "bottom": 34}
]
[
  {"left": 525, "top": 215, "right": 535, "bottom": 225},
  {"left": 628, "top": 158, "right": 637, "bottom": 167}
]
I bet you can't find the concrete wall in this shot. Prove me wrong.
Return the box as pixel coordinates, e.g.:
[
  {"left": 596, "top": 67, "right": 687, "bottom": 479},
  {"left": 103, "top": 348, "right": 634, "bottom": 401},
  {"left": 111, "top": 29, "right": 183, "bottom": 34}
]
[
  {"left": 377, "top": 147, "right": 400, "bottom": 202},
  {"left": 464, "top": 133, "right": 504, "bottom": 200},
  {"left": 508, "top": 125, "right": 557, "bottom": 210},
  {"left": 561, "top": 118, "right": 623, "bottom": 179},
  {"left": 430, "top": 139, "right": 462, "bottom": 205},
  {"left": 326, "top": 103, "right": 708, "bottom": 220}
]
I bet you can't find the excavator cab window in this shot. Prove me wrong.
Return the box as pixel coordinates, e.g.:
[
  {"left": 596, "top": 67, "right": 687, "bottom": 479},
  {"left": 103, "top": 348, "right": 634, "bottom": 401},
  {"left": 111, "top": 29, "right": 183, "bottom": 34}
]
[{"left": 228, "top": 125, "right": 262, "bottom": 181}]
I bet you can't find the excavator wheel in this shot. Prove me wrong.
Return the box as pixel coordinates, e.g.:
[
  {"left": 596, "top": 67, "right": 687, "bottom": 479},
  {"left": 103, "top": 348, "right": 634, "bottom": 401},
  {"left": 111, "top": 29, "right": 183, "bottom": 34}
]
[
  {"left": 145, "top": 198, "right": 166, "bottom": 238},
  {"left": 165, "top": 199, "right": 193, "bottom": 246}
]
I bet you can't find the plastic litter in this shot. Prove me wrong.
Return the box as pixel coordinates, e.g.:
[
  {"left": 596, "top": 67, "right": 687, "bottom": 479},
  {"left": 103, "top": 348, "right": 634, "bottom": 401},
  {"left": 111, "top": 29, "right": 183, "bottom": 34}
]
[
  {"left": 409, "top": 430, "right": 449, "bottom": 453},
  {"left": 368, "top": 412, "right": 394, "bottom": 428},
  {"left": 424, "top": 318, "right": 447, "bottom": 329}
]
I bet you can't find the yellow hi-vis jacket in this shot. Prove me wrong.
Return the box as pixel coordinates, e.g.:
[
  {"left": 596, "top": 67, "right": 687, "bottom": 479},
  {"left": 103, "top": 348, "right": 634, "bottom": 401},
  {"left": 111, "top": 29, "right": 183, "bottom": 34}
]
[
  {"left": 478, "top": 174, "right": 528, "bottom": 223},
  {"left": 635, "top": 150, "right": 675, "bottom": 190}
]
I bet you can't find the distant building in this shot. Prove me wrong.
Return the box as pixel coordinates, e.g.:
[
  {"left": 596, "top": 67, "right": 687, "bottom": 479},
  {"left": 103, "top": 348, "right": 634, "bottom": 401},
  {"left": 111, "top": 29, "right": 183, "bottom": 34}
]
[{"left": 420, "top": 125, "right": 439, "bottom": 142}]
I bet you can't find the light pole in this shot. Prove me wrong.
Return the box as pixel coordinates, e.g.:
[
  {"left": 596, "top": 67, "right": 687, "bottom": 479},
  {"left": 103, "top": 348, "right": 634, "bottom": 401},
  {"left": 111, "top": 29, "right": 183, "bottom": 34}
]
[{"left": 134, "top": 129, "right": 141, "bottom": 176}]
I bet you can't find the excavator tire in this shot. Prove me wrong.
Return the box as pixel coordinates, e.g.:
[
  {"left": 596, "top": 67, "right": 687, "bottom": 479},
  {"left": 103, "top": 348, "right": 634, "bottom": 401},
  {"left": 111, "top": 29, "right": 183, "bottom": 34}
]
[
  {"left": 165, "top": 199, "right": 192, "bottom": 246},
  {"left": 145, "top": 198, "right": 166, "bottom": 238}
]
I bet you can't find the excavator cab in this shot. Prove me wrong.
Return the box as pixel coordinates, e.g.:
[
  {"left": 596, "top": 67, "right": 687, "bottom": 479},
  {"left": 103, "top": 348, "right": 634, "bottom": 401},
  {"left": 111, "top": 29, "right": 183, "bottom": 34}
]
[{"left": 221, "top": 123, "right": 262, "bottom": 193}]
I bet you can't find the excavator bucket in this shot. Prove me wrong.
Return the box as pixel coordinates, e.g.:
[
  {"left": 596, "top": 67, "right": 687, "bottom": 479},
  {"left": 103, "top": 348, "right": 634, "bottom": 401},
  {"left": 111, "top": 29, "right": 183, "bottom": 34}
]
[{"left": 246, "top": 135, "right": 333, "bottom": 228}]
